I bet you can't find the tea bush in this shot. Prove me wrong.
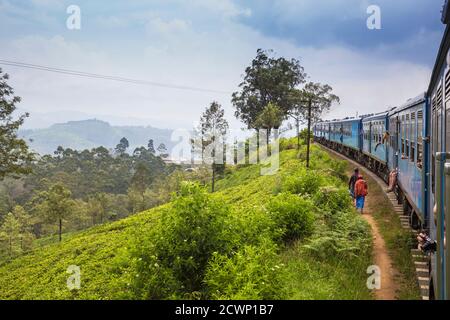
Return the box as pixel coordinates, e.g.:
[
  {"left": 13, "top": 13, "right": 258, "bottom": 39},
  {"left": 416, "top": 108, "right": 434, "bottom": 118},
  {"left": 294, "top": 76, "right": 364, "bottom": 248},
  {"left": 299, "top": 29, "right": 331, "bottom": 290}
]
[
  {"left": 205, "top": 239, "right": 287, "bottom": 299},
  {"left": 266, "top": 193, "right": 315, "bottom": 243},
  {"left": 312, "top": 186, "right": 352, "bottom": 218},
  {"left": 281, "top": 168, "right": 325, "bottom": 196},
  {"left": 130, "top": 182, "right": 237, "bottom": 299},
  {"left": 0, "top": 145, "right": 374, "bottom": 300}
]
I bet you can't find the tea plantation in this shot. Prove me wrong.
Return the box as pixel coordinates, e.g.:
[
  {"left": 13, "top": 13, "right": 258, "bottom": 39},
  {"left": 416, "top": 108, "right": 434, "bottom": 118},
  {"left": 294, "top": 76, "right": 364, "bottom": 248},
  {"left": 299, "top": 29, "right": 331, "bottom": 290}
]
[{"left": 0, "top": 144, "right": 373, "bottom": 300}]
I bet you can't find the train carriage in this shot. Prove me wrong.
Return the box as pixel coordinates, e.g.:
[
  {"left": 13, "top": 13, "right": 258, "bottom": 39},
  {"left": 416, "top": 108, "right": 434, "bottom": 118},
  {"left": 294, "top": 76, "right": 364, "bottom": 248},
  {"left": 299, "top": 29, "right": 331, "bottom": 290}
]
[
  {"left": 387, "top": 94, "right": 427, "bottom": 229},
  {"left": 339, "top": 118, "right": 362, "bottom": 158},
  {"left": 312, "top": 0, "right": 450, "bottom": 300},
  {"left": 361, "top": 112, "right": 390, "bottom": 180},
  {"left": 427, "top": 13, "right": 450, "bottom": 299}
]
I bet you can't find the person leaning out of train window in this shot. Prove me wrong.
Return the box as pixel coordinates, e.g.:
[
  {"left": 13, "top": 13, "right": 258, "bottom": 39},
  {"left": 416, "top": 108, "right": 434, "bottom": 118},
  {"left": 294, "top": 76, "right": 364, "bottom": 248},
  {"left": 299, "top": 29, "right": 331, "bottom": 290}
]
[
  {"left": 354, "top": 175, "right": 368, "bottom": 214},
  {"left": 374, "top": 131, "right": 390, "bottom": 152},
  {"left": 348, "top": 168, "right": 359, "bottom": 199}
]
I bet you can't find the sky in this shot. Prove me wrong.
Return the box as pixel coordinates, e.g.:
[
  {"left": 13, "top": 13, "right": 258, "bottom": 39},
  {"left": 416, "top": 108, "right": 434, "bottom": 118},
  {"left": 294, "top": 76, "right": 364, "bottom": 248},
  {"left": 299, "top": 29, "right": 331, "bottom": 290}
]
[{"left": 0, "top": 0, "right": 446, "bottom": 133}]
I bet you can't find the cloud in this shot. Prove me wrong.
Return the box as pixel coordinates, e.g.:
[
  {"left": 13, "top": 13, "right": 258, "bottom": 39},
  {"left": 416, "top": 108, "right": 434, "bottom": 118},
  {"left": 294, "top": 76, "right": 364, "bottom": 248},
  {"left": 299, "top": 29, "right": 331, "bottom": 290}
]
[{"left": 0, "top": 0, "right": 439, "bottom": 135}]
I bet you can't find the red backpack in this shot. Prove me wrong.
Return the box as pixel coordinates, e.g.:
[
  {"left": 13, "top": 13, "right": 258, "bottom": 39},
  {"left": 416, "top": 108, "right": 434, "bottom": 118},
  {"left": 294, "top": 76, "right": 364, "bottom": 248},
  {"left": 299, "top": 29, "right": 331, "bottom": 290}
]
[{"left": 355, "top": 179, "right": 368, "bottom": 197}]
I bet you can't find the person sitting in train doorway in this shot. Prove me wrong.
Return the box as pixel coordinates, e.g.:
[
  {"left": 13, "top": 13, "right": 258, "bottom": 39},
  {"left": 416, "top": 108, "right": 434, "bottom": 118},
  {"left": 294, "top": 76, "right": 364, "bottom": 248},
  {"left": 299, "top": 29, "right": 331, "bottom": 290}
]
[
  {"left": 348, "top": 168, "right": 359, "bottom": 200},
  {"left": 354, "top": 175, "right": 368, "bottom": 214},
  {"left": 387, "top": 168, "right": 398, "bottom": 193}
]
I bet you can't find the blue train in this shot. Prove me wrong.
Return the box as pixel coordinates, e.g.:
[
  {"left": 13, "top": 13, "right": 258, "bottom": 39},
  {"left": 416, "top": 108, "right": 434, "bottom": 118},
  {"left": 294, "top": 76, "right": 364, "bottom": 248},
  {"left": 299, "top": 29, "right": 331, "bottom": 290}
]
[{"left": 314, "top": 2, "right": 450, "bottom": 300}]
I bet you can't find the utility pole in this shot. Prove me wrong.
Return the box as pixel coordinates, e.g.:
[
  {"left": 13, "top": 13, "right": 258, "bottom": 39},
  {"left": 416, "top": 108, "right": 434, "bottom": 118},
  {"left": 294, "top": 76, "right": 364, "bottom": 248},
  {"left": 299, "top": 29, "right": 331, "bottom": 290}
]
[{"left": 306, "top": 98, "right": 312, "bottom": 169}]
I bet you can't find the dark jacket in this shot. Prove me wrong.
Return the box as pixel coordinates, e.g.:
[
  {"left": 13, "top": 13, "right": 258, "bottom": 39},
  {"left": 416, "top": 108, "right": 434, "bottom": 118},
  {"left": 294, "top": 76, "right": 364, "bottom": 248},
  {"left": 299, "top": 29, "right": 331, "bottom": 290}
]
[{"left": 349, "top": 174, "right": 358, "bottom": 192}]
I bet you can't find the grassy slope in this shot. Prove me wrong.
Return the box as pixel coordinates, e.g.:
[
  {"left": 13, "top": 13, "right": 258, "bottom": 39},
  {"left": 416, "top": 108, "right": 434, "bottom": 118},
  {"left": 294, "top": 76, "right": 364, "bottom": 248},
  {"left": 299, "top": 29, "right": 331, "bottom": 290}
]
[
  {"left": 326, "top": 148, "right": 420, "bottom": 299},
  {"left": 0, "top": 147, "right": 373, "bottom": 300},
  {"left": 364, "top": 176, "right": 420, "bottom": 299}
]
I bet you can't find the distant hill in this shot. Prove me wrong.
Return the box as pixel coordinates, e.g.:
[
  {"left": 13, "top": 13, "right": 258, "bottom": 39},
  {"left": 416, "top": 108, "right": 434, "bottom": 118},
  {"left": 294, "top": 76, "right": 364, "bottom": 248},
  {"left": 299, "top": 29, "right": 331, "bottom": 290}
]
[{"left": 19, "top": 119, "right": 174, "bottom": 155}]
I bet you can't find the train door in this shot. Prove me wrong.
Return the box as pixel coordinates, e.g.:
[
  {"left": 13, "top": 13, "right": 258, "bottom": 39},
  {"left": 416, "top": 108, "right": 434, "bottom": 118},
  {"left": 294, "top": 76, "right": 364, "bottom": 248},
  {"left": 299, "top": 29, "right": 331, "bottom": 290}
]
[
  {"left": 395, "top": 116, "right": 400, "bottom": 168},
  {"left": 381, "top": 116, "right": 390, "bottom": 163},
  {"left": 433, "top": 82, "right": 448, "bottom": 299},
  {"left": 445, "top": 94, "right": 450, "bottom": 299}
]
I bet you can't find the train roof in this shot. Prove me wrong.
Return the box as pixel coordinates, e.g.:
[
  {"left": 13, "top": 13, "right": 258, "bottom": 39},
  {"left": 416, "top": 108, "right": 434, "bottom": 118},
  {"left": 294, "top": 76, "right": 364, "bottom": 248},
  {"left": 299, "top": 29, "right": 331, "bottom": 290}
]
[
  {"left": 388, "top": 93, "right": 426, "bottom": 116},
  {"left": 316, "top": 117, "right": 361, "bottom": 125},
  {"left": 361, "top": 111, "right": 389, "bottom": 122}
]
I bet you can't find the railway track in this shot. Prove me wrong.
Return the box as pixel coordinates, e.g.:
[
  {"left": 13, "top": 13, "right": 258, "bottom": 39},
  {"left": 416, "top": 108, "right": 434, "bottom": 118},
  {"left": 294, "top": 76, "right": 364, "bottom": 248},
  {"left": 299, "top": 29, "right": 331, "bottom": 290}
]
[{"left": 318, "top": 143, "right": 430, "bottom": 300}]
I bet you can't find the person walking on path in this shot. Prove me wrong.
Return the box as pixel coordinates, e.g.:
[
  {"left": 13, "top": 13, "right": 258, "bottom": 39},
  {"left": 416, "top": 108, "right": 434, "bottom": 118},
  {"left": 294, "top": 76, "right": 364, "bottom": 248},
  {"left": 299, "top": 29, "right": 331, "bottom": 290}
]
[
  {"left": 348, "top": 168, "right": 359, "bottom": 199},
  {"left": 354, "top": 175, "right": 368, "bottom": 214}
]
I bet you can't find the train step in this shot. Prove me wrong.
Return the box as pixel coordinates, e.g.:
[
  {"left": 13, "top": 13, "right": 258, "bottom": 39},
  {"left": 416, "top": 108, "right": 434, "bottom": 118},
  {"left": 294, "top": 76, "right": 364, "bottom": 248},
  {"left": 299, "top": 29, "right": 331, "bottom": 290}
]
[
  {"left": 420, "top": 286, "right": 430, "bottom": 298},
  {"left": 412, "top": 254, "right": 428, "bottom": 261},
  {"left": 415, "top": 261, "right": 428, "bottom": 268}
]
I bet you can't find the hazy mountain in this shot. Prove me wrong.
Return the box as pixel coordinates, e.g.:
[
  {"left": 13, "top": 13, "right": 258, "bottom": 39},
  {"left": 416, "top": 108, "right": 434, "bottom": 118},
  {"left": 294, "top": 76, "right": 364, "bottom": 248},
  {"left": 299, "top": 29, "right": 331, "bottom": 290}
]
[{"left": 19, "top": 119, "right": 175, "bottom": 155}]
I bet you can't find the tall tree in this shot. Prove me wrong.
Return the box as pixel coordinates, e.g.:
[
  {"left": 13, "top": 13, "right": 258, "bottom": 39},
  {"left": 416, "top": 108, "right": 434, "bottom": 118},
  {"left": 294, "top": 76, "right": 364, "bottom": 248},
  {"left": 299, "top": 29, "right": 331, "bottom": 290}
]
[
  {"left": 300, "top": 82, "right": 340, "bottom": 124},
  {"left": 147, "top": 139, "right": 155, "bottom": 154},
  {"left": 33, "top": 184, "right": 75, "bottom": 242},
  {"left": 0, "top": 69, "right": 34, "bottom": 180},
  {"left": 131, "top": 162, "right": 152, "bottom": 196},
  {"left": 288, "top": 83, "right": 340, "bottom": 150},
  {"left": 0, "top": 212, "right": 20, "bottom": 256},
  {"left": 157, "top": 143, "right": 168, "bottom": 159},
  {"left": 115, "top": 137, "right": 129, "bottom": 155},
  {"left": 199, "top": 102, "right": 228, "bottom": 192},
  {"left": 12, "top": 205, "right": 34, "bottom": 251},
  {"left": 232, "top": 49, "right": 306, "bottom": 129}
]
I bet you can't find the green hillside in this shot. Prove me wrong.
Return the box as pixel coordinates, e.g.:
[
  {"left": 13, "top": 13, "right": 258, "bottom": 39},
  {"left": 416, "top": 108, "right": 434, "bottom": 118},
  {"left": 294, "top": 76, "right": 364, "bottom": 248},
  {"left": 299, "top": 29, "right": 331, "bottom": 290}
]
[{"left": 0, "top": 145, "right": 373, "bottom": 300}]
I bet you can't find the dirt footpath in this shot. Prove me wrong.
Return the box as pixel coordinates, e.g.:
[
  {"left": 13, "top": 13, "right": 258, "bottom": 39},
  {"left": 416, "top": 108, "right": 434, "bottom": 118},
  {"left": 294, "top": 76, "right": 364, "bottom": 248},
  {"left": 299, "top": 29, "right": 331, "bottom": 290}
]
[{"left": 363, "top": 194, "right": 400, "bottom": 300}]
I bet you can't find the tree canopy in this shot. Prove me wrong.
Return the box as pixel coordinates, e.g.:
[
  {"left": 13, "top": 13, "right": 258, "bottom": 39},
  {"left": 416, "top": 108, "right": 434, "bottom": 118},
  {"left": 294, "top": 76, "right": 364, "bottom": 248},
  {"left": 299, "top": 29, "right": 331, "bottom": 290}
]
[
  {"left": 232, "top": 49, "right": 307, "bottom": 129},
  {"left": 0, "top": 69, "right": 34, "bottom": 180}
]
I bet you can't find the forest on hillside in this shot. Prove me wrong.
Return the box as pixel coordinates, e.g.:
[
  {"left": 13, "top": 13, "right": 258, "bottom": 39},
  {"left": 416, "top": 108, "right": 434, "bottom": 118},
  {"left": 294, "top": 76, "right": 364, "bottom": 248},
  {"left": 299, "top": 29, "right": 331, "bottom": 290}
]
[{"left": 0, "top": 138, "right": 214, "bottom": 258}]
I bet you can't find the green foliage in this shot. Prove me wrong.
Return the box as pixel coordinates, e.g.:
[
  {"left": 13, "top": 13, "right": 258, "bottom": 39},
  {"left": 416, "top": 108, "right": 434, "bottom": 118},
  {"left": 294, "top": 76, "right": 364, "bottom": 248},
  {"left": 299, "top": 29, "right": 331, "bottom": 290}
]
[
  {"left": 266, "top": 193, "right": 314, "bottom": 243},
  {"left": 232, "top": 49, "right": 306, "bottom": 129},
  {"left": 0, "top": 69, "right": 34, "bottom": 180},
  {"left": 115, "top": 137, "right": 129, "bottom": 155},
  {"left": 312, "top": 186, "right": 352, "bottom": 217},
  {"left": 279, "top": 137, "right": 298, "bottom": 151},
  {"left": 130, "top": 183, "right": 236, "bottom": 299},
  {"left": 254, "top": 103, "right": 284, "bottom": 133},
  {"left": 281, "top": 167, "right": 324, "bottom": 195},
  {"left": 31, "top": 183, "right": 77, "bottom": 242},
  {"left": 205, "top": 240, "right": 287, "bottom": 300},
  {"left": 302, "top": 210, "right": 371, "bottom": 260},
  {"left": 0, "top": 146, "right": 373, "bottom": 301}
]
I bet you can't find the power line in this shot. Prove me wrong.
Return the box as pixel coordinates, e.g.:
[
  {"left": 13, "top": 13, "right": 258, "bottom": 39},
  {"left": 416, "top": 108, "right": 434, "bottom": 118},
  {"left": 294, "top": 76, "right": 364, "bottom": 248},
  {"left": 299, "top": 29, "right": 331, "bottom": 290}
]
[{"left": 0, "top": 59, "right": 231, "bottom": 95}]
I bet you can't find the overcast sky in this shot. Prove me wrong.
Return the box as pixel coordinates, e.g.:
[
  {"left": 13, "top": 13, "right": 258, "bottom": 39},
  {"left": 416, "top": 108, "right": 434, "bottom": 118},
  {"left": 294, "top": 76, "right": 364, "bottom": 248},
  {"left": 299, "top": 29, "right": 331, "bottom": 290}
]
[{"left": 0, "top": 0, "right": 446, "bottom": 132}]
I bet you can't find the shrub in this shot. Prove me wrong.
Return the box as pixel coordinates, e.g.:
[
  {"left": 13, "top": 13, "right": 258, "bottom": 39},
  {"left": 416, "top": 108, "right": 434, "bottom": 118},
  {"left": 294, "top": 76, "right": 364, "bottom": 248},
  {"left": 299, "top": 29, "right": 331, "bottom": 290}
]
[
  {"left": 282, "top": 168, "right": 324, "bottom": 196},
  {"left": 130, "top": 182, "right": 236, "bottom": 299},
  {"left": 313, "top": 186, "right": 352, "bottom": 217},
  {"left": 302, "top": 211, "right": 371, "bottom": 260},
  {"left": 279, "top": 137, "right": 298, "bottom": 151},
  {"left": 204, "top": 240, "right": 287, "bottom": 299},
  {"left": 266, "top": 193, "right": 315, "bottom": 243}
]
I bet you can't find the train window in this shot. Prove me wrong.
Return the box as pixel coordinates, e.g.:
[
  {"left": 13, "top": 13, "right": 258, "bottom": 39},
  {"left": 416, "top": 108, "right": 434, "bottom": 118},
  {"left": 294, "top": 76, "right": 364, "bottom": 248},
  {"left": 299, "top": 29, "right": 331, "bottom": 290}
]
[
  {"left": 401, "top": 116, "right": 406, "bottom": 157},
  {"left": 417, "top": 110, "right": 423, "bottom": 169},
  {"left": 438, "top": 111, "right": 442, "bottom": 153},
  {"left": 406, "top": 114, "right": 410, "bottom": 158}
]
